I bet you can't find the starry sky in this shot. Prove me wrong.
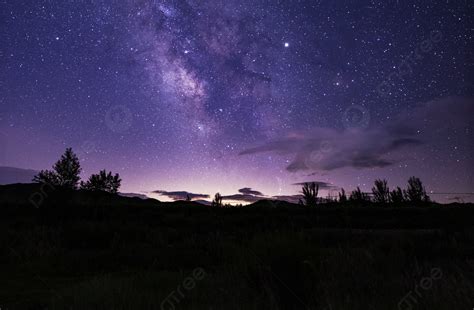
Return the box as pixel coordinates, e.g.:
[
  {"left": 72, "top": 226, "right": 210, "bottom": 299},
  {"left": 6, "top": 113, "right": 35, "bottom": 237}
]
[{"left": 1, "top": 0, "right": 473, "bottom": 203}]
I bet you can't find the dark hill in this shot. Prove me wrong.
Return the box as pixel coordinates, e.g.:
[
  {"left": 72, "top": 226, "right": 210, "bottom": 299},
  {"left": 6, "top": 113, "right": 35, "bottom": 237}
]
[
  {"left": 1, "top": 183, "right": 473, "bottom": 230},
  {"left": 0, "top": 166, "right": 38, "bottom": 185}
]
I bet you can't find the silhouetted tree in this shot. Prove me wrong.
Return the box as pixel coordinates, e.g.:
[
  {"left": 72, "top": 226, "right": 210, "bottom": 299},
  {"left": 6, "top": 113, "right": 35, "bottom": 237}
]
[
  {"left": 372, "top": 179, "right": 389, "bottom": 203},
  {"left": 390, "top": 186, "right": 405, "bottom": 203},
  {"left": 302, "top": 182, "right": 318, "bottom": 207},
  {"left": 404, "top": 176, "right": 430, "bottom": 203},
  {"left": 33, "top": 148, "right": 82, "bottom": 189},
  {"left": 338, "top": 188, "right": 347, "bottom": 203},
  {"left": 80, "top": 170, "right": 121, "bottom": 194},
  {"left": 211, "top": 192, "right": 223, "bottom": 207},
  {"left": 33, "top": 170, "right": 59, "bottom": 186},
  {"left": 186, "top": 194, "right": 191, "bottom": 201},
  {"left": 349, "top": 187, "right": 370, "bottom": 202}
]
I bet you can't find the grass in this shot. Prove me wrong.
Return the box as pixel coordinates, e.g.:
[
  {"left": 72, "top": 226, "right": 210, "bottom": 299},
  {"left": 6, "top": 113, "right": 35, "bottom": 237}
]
[{"left": 0, "top": 185, "right": 473, "bottom": 309}]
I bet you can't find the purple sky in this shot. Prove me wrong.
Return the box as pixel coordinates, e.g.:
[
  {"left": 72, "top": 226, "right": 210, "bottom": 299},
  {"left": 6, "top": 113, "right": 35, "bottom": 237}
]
[{"left": 1, "top": 1, "right": 473, "bottom": 203}]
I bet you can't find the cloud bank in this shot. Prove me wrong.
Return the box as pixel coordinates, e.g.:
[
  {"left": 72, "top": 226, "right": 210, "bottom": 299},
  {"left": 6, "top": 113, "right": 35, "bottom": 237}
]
[
  {"left": 240, "top": 97, "right": 473, "bottom": 172},
  {"left": 0, "top": 166, "right": 38, "bottom": 185}
]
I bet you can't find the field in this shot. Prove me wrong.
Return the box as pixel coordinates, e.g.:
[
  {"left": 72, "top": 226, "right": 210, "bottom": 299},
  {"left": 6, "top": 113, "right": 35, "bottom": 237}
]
[{"left": 1, "top": 184, "right": 473, "bottom": 310}]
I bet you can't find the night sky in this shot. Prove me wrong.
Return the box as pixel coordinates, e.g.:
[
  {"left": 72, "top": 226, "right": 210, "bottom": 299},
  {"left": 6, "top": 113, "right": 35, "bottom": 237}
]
[{"left": 1, "top": 1, "right": 473, "bottom": 203}]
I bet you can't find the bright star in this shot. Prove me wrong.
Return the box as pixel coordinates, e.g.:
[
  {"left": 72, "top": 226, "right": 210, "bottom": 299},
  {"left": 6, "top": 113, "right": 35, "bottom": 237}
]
[{"left": 284, "top": 42, "right": 289, "bottom": 48}]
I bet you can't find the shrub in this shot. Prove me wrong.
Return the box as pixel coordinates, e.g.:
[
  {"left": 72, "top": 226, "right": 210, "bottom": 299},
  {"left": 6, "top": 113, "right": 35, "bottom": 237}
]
[{"left": 81, "top": 170, "right": 121, "bottom": 194}]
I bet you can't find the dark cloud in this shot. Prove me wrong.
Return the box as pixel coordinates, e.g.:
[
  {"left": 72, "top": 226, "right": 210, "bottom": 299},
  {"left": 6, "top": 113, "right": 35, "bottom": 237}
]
[
  {"left": 240, "top": 127, "right": 420, "bottom": 172},
  {"left": 222, "top": 194, "right": 263, "bottom": 203},
  {"left": 119, "top": 192, "right": 149, "bottom": 200},
  {"left": 240, "top": 97, "right": 473, "bottom": 172},
  {"left": 219, "top": 187, "right": 266, "bottom": 203},
  {"left": 270, "top": 195, "right": 304, "bottom": 204},
  {"left": 291, "top": 181, "right": 337, "bottom": 189},
  {"left": 194, "top": 199, "right": 212, "bottom": 206},
  {"left": 152, "top": 190, "right": 210, "bottom": 201},
  {"left": 238, "top": 187, "right": 264, "bottom": 196}
]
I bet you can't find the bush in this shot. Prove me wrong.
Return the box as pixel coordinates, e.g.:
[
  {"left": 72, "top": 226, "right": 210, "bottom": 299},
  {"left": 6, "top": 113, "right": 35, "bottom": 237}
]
[{"left": 81, "top": 170, "right": 121, "bottom": 194}]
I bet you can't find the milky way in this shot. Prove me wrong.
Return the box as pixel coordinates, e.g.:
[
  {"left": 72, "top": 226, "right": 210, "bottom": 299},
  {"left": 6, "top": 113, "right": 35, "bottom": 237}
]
[{"left": 1, "top": 1, "right": 472, "bottom": 202}]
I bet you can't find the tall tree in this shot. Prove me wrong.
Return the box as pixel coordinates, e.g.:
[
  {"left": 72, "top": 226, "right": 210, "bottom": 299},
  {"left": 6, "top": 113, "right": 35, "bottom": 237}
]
[
  {"left": 211, "top": 192, "right": 223, "bottom": 207},
  {"left": 389, "top": 186, "right": 405, "bottom": 204},
  {"left": 372, "top": 179, "right": 390, "bottom": 203},
  {"left": 302, "top": 182, "right": 318, "bottom": 207},
  {"left": 33, "top": 148, "right": 82, "bottom": 189},
  {"left": 404, "top": 176, "right": 430, "bottom": 203},
  {"left": 53, "top": 148, "right": 82, "bottom": 189},
  {"left": 349, "top": 187, "right": 370, "bottom": 202},
  {"left": 338, "top": 188, "right": 347, "bottom": 203}
]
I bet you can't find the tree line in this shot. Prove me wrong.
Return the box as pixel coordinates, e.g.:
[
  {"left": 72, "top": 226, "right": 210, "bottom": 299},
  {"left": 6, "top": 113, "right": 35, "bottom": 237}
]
[
  {"left": 33, "top": 148, "right": 431, "bottom": 207},
  {"left": 209, "top": 177, "right": 431, "bottom": 208},
  {"left": 33, "top": 148, "right": 121, "bottom": 193},
  {"left": 299, "top": 177, "right": 430, "bottom": 207}
]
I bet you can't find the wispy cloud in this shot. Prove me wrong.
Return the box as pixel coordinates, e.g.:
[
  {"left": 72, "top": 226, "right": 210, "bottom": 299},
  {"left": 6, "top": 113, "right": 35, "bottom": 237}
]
[
  {"left": 119, "top": 192, "right": 149, "bottom": 200},
  {"left": 240, "top": 97, "right": 473, "bottom": 172},
  {"left": 291, "top": 181, "right": 337, "bottom": 189},
  {"left": 222, "top": 194, "right": 263, "bottom": 203},
  {"left": 152, "top": 190, "right": 210, "bottom": 201}
]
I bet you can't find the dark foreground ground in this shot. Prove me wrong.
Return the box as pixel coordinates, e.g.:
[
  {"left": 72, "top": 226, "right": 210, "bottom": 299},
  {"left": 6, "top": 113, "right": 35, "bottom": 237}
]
[{"left": 1, "top": 184, "right": 473, "bottom": 310}]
